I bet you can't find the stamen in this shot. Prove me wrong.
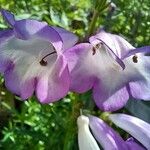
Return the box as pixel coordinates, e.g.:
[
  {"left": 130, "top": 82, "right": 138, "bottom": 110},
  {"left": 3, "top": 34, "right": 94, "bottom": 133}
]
[
  {"left": 92, "top": 43, "right": 101, "bottom": 55},
  {"left": 40, "top": 51, "right": 56, "bottom": 66},
  {"left": 95, "top": 38, "right": 125, "bottom": 70},
  {"left": 95, "top": 43, "right": 101, "bottom": 49},
  {"left": 132, "top": 55, "right": 138, "bottom": 63},
  {"left": 92, "top": 47, "right": 96, "bottom": 55}
]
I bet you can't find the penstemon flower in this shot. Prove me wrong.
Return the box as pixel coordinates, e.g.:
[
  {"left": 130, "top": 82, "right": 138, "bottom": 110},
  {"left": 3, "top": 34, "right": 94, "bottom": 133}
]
[
  {"left": 0, "top": 9, "right": 78, "bottom": 103},
  {"left": 78, "top": 114, "right": 149, "bottom": 150},
  {"left": 66, "top": 30, "right": 150, "bottom": 111}
]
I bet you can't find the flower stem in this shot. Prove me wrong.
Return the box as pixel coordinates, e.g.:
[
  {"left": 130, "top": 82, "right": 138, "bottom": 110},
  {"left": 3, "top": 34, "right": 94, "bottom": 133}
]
[
  {"left": 63, "top": 93, "right": 82, "bottom": 150},
  {"left": 86, "top": 0, "right": 109, "bottom": 39},
  {"left": 86, "top": 9, "right": 99, "bottom": 38}
]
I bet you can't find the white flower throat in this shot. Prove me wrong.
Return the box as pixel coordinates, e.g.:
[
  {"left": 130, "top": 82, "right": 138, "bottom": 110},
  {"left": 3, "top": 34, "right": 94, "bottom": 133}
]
[
  {"left": 92, "top": 42, "right": 123, "bottom": 71},
  {"left": 92, "top": 40, "right": 139, "bottom": 73}
]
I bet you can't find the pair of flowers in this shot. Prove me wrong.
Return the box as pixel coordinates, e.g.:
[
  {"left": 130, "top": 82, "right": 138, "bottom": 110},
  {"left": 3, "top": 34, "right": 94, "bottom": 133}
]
[
  {"left": 0, "top": 10, "right": 150, "bottom": 111},
  {"left": 78, "top": 114, "right": 150, "bottom": 150}
]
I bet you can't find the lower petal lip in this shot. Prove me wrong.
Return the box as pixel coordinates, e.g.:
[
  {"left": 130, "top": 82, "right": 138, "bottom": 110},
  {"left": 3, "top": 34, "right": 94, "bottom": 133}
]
[{"left": 36, "top": 55, "right": 70, "bottom": 103}]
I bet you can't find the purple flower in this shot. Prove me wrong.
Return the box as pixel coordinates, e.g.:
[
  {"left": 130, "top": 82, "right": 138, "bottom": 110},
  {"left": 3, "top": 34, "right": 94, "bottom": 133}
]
[
  {"left": 78, "top": 114, "right": 148, "bottom": 150},
  {"left": 66, "top": 30, "right": 150, "bottom": 111},
  {"left": 0, "top": 9, "right": 78, "bottom": 103}
]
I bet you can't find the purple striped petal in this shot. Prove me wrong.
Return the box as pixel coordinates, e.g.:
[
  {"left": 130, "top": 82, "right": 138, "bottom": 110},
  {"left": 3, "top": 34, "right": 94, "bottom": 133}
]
[
  {"left": 109, "top": 114, "right": 150, "bottom": 150},
  {"left": 89, "top": 115, "right": 128, "bottom": 150}
]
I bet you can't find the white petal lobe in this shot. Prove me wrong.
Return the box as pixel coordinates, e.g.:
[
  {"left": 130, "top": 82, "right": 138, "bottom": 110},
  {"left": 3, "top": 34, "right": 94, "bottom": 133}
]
[{"left": 77, "top": 115, "right": 100, "bottom": 150}]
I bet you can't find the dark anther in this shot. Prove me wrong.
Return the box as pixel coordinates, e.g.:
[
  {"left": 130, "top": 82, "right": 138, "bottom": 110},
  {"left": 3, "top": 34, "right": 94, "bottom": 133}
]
[
  {"left": 40, "top": 60, "right": 48, "bottom": 66},
  {"left": 132, "top": 55, "right": 138, "bottom": 63},
  {"left": 95, "top": 43, "right": 101, "bottom": 49},
  {"left": 92, "top": 47, "right": 96, "bottom": 55},
  {"left": 92, "top": 43, "right": 101, "bottom": 55},
  {"left": 40, "top": 51, "right": 56, "bottom": 66}
]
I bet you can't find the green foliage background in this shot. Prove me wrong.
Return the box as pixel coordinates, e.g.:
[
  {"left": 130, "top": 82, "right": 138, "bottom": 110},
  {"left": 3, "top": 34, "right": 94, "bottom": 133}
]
[{"left": 0, "top": 0, "right": 150, "bottom": 150}]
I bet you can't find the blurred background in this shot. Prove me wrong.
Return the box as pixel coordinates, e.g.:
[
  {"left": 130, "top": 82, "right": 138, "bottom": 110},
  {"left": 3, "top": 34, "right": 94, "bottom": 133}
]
[{"left": 0, "top": 0, "right": 150, "bottom": 149}]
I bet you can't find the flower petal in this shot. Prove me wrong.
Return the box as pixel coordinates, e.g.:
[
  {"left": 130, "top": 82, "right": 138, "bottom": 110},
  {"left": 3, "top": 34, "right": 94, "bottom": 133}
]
[
  {"left": 0, "top": 9, "right": 15, "bottom": 26},
  {"left": 13, "top": 20, "right": 63, "bottom": 52},
  {"left": 126, "top": 138, "right": 146, "bottom": 150},
  {"left": 109, "top": 114, "right": 150, "bottom": 150},
  {"left": 123, "top": 46, "right": 150, "bottom": 59},
  {"left": 36, "top": 55, "right": 70, "bottom": 103},
  {"left": 89, "top": 115, "right": 128, "bottom": 150},
  {"left": 77, "top": 115, "right": 100, "bottom": 150},
  {"left": 0, "top": 30, "right": 14, "bottom": 72},
  {"left": 128, "top": 54, "right": 150, "bottom": 100},
  {"left": 65, "top": 43, "right": 96, "bottom": 93},
  {"left": 4, "top": 62, "right": 35, "bottom": 99},
  {"left": 4, "top": 62, "right": 20, "bottom": 95},
  {"left": 93, "top": 82, "right": 129, "bottom": 111},
  {"left": 0, "top": 29, "right": 13, "bottom": 42},
  {"left": 52, "top": 26, "right": 78, "bottom": 50},
  {"left": 89, "top": 30, "right": 134, "bottom": 58}
]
